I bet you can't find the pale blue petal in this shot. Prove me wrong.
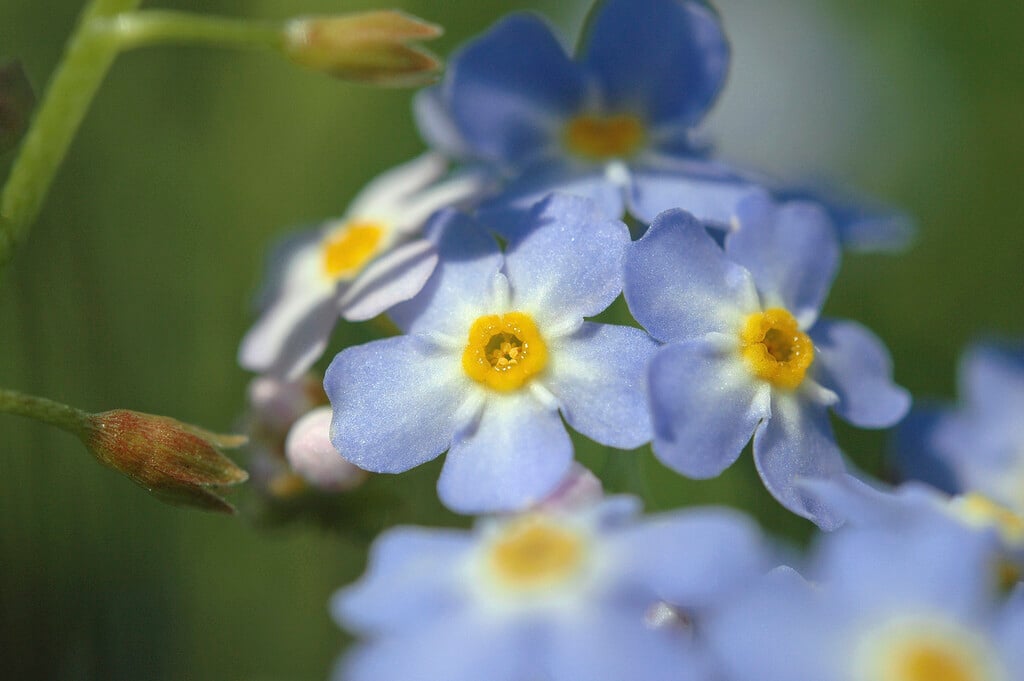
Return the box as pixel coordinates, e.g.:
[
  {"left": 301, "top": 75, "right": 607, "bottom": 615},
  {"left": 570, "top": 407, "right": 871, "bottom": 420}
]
[
  {"left": 548, "top": 612, "right": 703, "bottom": 681},
  {"left": 476, "top": 164, "right": 625, "bottom": 241},
  {"left": 960, "top": 342, "right": 1024, "bottom": 419},
  {"left": 581, "top": 0, "right": 729, "bottom": 128},
  {"left": 998, "top": 588, "right": 1024, "bottom": 673},
  {"left": 505, "top": 194, "right": 630, "bottom": 328},
  {"left": 448, "top": 14, "right": 584, "bottom": 166},
  {"left": 413, "top": 86, "right": 468, "bottom": 160},
  {"left": 331, "top": 526, "right": 472, "bottom": 635},
  {"left": 339, "top": 239, "right": 438, "bottom": 322},
  {"left": 439, "top": 393, "right": 573, "bottom": 514},
  {"left": 752, "top": 394, "right": 847, "bottom": 530},
  {"left": 388, "top": 210, "right": 502, "bottom": 337},
  {"left": 628, "top": 167, "right": 764, "bottom": 227},
  {"left": 239, "top": 290, "right": 336, "bottom": 380},
  {"left": 648, "top": 341, "right": 769, "bottom": 478},
  {"left": 624, "top": 209, "right": 759, "bottom": 342},
  {"left": 611, "top": 508, "right": 769, "bottom": 609},
  {"left": 544, "top": 323, "right": 657, "bottom": 449},
  {"left": 325, "top": 336, "right": 465, "bottom": 473},
  {"left": 892, "top": 406, "right": 961, "bottom": 493},
  {"left": 726, "top": 197, "right": 839, "bottom": 325},
  {"left": 810, "top": 319, "right": 910, "bottom": 428}
]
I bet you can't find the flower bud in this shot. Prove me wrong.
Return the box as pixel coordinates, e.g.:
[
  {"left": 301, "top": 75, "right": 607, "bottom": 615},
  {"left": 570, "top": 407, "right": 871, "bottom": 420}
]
[
  {"left": 82, "top": 410, "right": 248, "bottom": 514},
  {"left": 0, "top": 60, "right": 35, "bottom": 154},
  {"left": 285, "top": 406, "right": 367, "bottom": 491},
  {"left": 283, "top": 11, "right": 442, "bottom": 86}
]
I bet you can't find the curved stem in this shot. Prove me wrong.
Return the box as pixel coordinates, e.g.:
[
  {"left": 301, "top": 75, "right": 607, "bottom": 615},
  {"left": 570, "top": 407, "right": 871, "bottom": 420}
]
[{"left": 0, "top": 387, "right": 88, "bottom": 434}]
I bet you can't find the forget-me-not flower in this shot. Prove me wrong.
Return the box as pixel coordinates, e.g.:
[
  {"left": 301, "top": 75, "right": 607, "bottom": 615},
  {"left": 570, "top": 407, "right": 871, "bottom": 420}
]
[
  {"left": 624, "top": 196, "right": 910, "bottom": 528},
  {"left": 325, "top": 194, "right": 656, "bottom": 513},
  {"left": 239, "top": 153, "right": 486, "bottom": 379},
  {"left": 707, "top": 518, "right": 1023, "bottom": 681},
  {"left": 332, "top": 496, "right": 771, "bottom": 681}
]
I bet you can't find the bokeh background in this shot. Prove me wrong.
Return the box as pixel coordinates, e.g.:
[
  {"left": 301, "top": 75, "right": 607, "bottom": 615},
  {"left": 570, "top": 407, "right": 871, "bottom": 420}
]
[{"left": 1, "top": 0, "right": 1022, "bottom": 678}]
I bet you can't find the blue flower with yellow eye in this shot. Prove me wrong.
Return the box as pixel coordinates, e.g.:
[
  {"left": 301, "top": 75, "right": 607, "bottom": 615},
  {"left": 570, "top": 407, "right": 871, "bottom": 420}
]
[
  {"left": 624, "top": 196, "right": 910, "bottom": 529},
  {"left": 416, "top": 0, "right": 911, "bottom": 251},
  {"left": 324, "top": 194, "right": 656, "bottom": 514},
  {"left": 707, "top": 518, "right": 1024, "bottom": 681},
  {"left": 331, "top": 497, "right": 771, "bottom": 681}
]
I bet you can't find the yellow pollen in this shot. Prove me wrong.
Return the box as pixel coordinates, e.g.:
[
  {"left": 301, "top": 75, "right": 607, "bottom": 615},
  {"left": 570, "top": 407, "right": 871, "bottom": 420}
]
[
  {"left": 462, "top": 312, "right": 548, "bottom": 392},
  {"left": 488, "top": 517, "right": 585, "bottom": 590},
  {"left": 952, "top": 493, "right": 1024, "bottom": 547},
  {"left": 888, "top": 642, "right": 984, "bottom": 681},
  {"left": 564, "top": 113, "right": 645, "bottom": 161},
  {"left": 321, "top": 220, "right": 386, "bottom": 279},
  {"left": 739, "top": 308, "right": 814, "bottom": 390}
]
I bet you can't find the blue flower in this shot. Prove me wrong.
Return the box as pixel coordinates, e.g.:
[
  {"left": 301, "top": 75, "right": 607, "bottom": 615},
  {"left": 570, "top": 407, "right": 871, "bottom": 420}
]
[
  {"left": 624, "top": 197, "right": 910, "bottom": 528},
  {"left": 238, "top": 154, "right": 486, "bottom": 379},
  {"left": 324, "top": 194, "right": 657, "bottom": 514},
  {"left": 332, "top": 496, "right": 772, "bottom": 681},
  {"left": 896, "top": 341, "right": 1024, "bottom": 520},
  {"left": 707, "top": 518, "right": 1022, "bottom": 681},
  {"left": 417, "top": 0, "right": 911, "bottom": 251}
]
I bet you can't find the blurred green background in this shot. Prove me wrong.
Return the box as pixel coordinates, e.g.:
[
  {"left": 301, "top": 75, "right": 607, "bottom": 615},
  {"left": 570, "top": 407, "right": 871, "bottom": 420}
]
[{"left": 1, "top": 0, "right": 1022, "bottom": 679}]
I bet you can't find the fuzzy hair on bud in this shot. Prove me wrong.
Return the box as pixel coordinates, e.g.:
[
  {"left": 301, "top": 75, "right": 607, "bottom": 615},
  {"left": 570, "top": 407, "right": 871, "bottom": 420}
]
[
  {"left": 283, "top": 11, "right": 442, "bottom": 86},
  {"left": 83, "top": 410, "right": 248, "bottom": 514}
]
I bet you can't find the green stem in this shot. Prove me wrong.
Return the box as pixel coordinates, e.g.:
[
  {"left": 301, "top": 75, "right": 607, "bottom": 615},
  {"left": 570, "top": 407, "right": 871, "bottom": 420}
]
[
  {"left": 0, "top": 387, "right": 89, "bottom": 434},
  {"left": 97, "top": 11, "right": 284, "bottom": 52},
  {"left": 0, "top": 0, "right": 143, "bottom": 268}
]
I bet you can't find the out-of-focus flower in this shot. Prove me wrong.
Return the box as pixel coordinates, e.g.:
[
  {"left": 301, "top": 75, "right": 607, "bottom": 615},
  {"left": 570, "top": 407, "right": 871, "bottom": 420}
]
[
  {"left": 417, "top": 0, "right": 909, "bottom": 251},
  {"left": 325, "top": 194, "right": 657, "bottom": 514},
  {"left": 283, "top": 11, "right": 442, "bottom": 86},
  {"left": 332, "top": 496, "right": 771, "bottom": 681},
  {"left": 896, "top": 341, "right": 1024, "bottom": 519},
  {"left": 707, "top": 518, "right": 1023, "bottom": 681},
  {"left": 239, "top": 153, "right": 487, "bottom": 379},
  {"left": 83, "top": 409, "right": 247, "bottom": 513},
  {"left": 624, "top": 197, "right": 909, "bottom": 528}
]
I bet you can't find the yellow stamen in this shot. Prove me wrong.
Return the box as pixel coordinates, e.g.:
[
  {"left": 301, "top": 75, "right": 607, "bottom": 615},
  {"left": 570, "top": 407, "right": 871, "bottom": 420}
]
[
  {"left": 739, "top": 308, "right": 814, "bottom": 390},
  {"left": 564, "top": 113, "right": 645, "bottom": 161},
  {"left": 951, "top": 493, "right": 1024, "bottom": 547},
  {"left": 488, "top": 516, "right": 584, "bottom": 590},
  {"left": 321, "top": 220, "right": 386, "bottom": 279},
  {"left": 462, "top": 312, "right": 548, "bottom": 392}
]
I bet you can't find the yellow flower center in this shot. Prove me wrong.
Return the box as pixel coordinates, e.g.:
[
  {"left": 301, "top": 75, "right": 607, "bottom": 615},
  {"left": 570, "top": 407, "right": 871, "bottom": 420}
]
[
  {"left": 739, "top": 308, "right": 814, "bottom": 390},
  {"left": 563, "top": 113, "right": 646, "bottom": 161},
  {"left": 462, "top": 312, "right": 548, "bottom": 392},
  {"left": 488, "top": 517, "right": 585, "bottom": 591},
  {"left": 854, "top": 619, "right": 1003, "bottom": 681},
  {"left": 951, "top": 493, "right": 1024, "bottom": 547},
  {"left": 321, "top": 220, "right": 386, "bottom": 279}
]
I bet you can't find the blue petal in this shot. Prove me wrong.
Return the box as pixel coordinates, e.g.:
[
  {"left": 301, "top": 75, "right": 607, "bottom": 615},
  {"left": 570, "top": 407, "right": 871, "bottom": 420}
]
[
  {"left": 389, "top": 210, "right": 502, "bottom": 337},
  {"left": 505, "top": 194, "right": 630, "bottom": 328},
  {"left": 628, "top": 167, "right": 764, "bottom": 227},
  {"left": 611, "top": 507, "right": 770, "bottom": 609},
  {"left": 548, "top": 612, "right": 705, "bottom": 681},
  {"left": 960, "top": 341, "right": 1024, "bottom": 419},
  {"left": 648, "top": 341, "right": 769, "bottom": 478},
  {"left": 625, "top": 209, "right": 759, "bottom": 342},
  {"left": 448, "top": 14, "right": 585, "bottom": 166},
  {"left": 332, "top": 526, "right": 472, "bottom": 635},
  {"left": 438, "top": 392, "right": 573, "bottom": 514},
  {"left": 891, "top": 405, "right": 961, "bottom": 493},
  {"left": 476, "top": 164, "right": 626, "bottom": 241},
  {"left": 810, "top": 319, "right": 910, "bottom": 428},
  {"left": 580, "top": 0, "right": 729, "bottom": 128},
  {"left": 413, "top": 86, "right": 468, "bottom": 160},
  {"left": 999, "top": 588, "right": 1024, "bottom": 673},
  {"left": 752, "top": 394, "right": 847, "bottom": 530},
  {"left": 325, "top": 336, "right": 466, "bottom": 473},
  {"left": 726, "top": 196, "right": 839, "bottom": 326},
  {"left": 544, "top": 323, "right": 657, "bottom": 449}
]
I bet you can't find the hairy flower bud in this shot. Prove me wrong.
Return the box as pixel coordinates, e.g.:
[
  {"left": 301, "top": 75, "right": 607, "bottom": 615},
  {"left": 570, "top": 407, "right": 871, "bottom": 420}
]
[
  {"left": 283, "top": 11, "right": 442, "bottom": 86},
  {"left": 0, "top": 60, "right": 35, "bottom": 154},
  {"left": 83, "top": 410, "right": 248, "bottom": 514}
]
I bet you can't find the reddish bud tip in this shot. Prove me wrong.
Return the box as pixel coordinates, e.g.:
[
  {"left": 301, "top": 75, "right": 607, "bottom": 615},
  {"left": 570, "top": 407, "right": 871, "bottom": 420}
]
[{"left": 83, "top": 410, "right": 248, "bottom": 514}]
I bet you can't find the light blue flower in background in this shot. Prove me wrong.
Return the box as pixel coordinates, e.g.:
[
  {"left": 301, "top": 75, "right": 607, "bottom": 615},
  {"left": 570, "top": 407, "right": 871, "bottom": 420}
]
[
  {"left": 896, "top": 342, "right": 1024, "bottom": 520},
  {"left": 324, "top": 194, "right": 656, "bottom": 514},
  {"left": 417, "top": 0, "right": 911, "bottom": 250},
  {"left": 238, "top": 154, "right": 487, "bottom": 379},
  {"left": 624, "top": 196, "right": 910, "bottom": 528},
  {"left": 707, "top": 519, "right": 1023, "bottom": 681},
  {"left": 332, "top": 497, "right": 772, "bottom": 681}
]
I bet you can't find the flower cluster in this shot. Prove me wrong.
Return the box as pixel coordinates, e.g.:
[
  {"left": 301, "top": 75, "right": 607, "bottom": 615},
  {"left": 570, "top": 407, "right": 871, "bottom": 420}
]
[{"left": 232, "top": 0, "right": 1023, "bottom": 679}]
